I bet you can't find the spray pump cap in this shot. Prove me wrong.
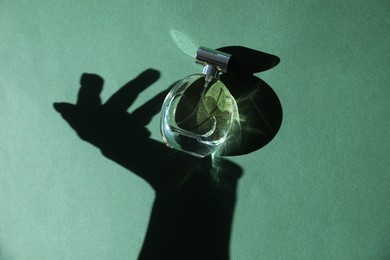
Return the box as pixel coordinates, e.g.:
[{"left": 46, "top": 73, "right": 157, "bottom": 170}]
[{"left": 195, "top": 47, "right": 231, "bottom": 77}]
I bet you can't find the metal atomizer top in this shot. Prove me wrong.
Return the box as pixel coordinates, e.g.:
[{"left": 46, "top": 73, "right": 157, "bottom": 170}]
[{"left": 195, "top": 47, "right": 231, "bottom": 78}]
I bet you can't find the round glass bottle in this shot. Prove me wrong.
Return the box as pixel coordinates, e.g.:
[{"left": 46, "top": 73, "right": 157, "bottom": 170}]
[{"left": 160, "top": 47, "right": 239, "bottom": 157}]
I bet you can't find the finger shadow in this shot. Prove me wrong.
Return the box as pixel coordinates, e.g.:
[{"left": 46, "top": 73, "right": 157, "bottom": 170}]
[{"left": 54, "top": 69, "right": 243, "bottom": 259}]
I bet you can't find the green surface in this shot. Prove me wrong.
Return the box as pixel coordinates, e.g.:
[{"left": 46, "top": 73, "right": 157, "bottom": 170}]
[{"left": 1, "top": 1, "right": 389, "bottom": 259}]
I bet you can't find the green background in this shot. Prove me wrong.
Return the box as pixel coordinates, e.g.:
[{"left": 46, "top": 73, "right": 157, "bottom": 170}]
[{"left": 1, "top": 1, "right": 389, "bottom": 259}]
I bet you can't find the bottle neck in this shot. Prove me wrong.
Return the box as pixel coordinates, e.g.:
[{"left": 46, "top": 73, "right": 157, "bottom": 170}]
[{"left": 202, "top": 65, "right": 218, "bottom": 79}]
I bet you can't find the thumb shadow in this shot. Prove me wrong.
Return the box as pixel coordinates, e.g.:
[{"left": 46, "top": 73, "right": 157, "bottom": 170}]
[{"left": 54, "top": 69, "right": 243, "bottom": 259}]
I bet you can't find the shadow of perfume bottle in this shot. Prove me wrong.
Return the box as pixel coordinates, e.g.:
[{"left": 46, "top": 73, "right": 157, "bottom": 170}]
[
  {"left": 53, "top": 69, "right": 243, "bottom": 259},
  {"left": 216, "top": 46, "right": 283, "bottom": 156}
]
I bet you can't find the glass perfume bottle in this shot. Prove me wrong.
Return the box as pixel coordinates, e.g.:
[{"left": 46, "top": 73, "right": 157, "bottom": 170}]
[{"left": 160, "top": 47, "right": 240, "bottom": 157}]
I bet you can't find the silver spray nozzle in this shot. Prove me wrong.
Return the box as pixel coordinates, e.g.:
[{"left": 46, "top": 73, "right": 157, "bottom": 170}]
[{"left": 195, "top": 47, "right": 231, "bottom": 75}]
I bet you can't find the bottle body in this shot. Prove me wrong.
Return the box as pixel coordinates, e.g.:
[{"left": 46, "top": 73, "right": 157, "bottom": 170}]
[{"left": 161, "top": 73, "right": 239, "bottom": 157}]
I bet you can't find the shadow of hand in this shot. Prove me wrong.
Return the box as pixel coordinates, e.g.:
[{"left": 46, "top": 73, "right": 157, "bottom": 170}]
[
  {"left": 54, "top": 69, "right": 177, "bottom": 188},
  {"left": 54, "top": 70, "right": 157, "bottom": 146},
  {"left": 54, "top": 69, "right": 243, "bottom": 259}
]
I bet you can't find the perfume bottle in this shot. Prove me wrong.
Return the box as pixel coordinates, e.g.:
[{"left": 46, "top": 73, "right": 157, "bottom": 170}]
[{"left": 160, "top": 47, "right": 240, "bottom": 157}]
